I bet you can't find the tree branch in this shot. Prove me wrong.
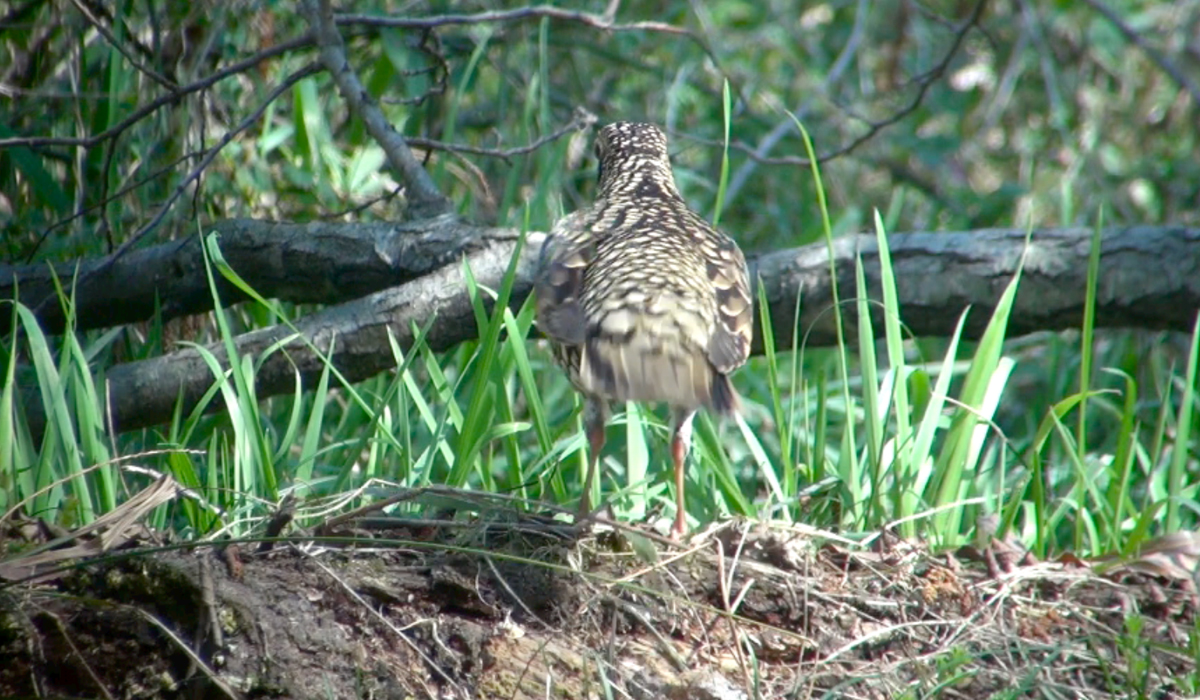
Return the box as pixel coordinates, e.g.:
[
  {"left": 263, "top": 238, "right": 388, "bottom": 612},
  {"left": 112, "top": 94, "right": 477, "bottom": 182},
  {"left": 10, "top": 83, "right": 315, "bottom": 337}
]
[
  {"left": 300, "top": 0, "right": 453, "bottom": 220},
  {"left": 12, "top": 224, "right": 1199, "bottom": 436},
  {"left": 0, "top": 217, "right": 506, "bottom": 335},
  {"left": 1082, "top": 0, "right": 1200, "bottom": 109},
  {"left": 0, "top": 37, "right": 310, "bottom": 150},
  {"left": 24, "top": 63, "right": 321, "bottom": 320},
  {"left": 336, "top": 5, "right": 693, "bottom": 37}
]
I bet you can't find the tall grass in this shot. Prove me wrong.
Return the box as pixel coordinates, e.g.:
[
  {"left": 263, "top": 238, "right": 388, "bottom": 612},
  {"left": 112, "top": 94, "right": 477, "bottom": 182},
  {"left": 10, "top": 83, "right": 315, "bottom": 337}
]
[
  {"left": 5, "top": 189, "right": 1198, "bottom": 563},
  {"left": 3, "top": 23, "right": 1199, "bottom": 564}
]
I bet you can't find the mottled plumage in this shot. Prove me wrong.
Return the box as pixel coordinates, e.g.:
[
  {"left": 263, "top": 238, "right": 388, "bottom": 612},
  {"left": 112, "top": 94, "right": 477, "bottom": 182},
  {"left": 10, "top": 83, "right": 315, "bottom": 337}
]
[{"left": 535, "top": 122, "right": 753, "bottom": 537}]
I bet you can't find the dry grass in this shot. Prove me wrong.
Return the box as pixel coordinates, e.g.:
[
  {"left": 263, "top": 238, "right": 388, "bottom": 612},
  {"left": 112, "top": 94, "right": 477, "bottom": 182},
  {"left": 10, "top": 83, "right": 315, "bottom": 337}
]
[{"left": 3, "top": 505, "right": 1196, "bottom": 699}]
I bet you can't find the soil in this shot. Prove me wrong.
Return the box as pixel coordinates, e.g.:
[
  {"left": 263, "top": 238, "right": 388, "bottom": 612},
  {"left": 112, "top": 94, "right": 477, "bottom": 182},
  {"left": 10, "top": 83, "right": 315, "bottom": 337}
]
[{"left": 1, "top": 508, "right": 1197, "bottom": 699}]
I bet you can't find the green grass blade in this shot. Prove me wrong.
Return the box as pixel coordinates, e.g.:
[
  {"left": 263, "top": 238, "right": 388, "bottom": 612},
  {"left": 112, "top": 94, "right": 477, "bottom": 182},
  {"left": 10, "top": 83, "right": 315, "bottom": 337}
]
[
  {"left": 451, "top": 224, "right": 529, "bottom": 486},
  {"left": 16, "top": 303, "right": 84, "bottom": 522},
  {"left": 854, "top": 254, "right": 883, "bottom": 526},
  {"left": 755, "top": 278, "right": 793, "bottom": 496},
  {"left": 1, "top": 301, "right": 30, "bottom": 515},
  {"left": 781, "top": 110, "right": 858, "bottom": 526},
  {"left": 712, "top": 79, "right": 732, "bottom": 227},
  {"left": 1077, "top": 218, "right": 1103, "bottom": 475},
  {"left": 1166, "top": 311, "right": 1200, "bottom": 533},
  {"left": 200, "top": 236, "right": 277, "bottom": 509},
  {"left": 930, "top": 261, "right": 1022, "bottom": 543},
  {"left": 294, "top": 355, "right": 333, "bottom": 487},
  {"left": 622, "top": 403, "right": 650, "bottom": 518},
  {"left": 0, "top": 124, "right": 70, "bottom": 214},
  {"left": 1102, "top": 368, "right": 1138, "bottom": 553}
]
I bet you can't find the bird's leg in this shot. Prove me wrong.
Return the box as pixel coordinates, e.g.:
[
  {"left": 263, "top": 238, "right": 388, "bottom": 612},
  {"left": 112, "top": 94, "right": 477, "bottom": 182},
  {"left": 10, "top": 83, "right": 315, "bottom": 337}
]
[
  {"left": 577, "top": 399, "right": 610, "bottom": 521},
  {"left": 669, "top": 409, "right": 697, "bottom": 539}
]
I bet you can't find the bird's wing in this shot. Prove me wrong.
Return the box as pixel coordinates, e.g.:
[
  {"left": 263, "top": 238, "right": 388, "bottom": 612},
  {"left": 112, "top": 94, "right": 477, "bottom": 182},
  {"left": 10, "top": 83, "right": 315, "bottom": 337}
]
[
  {"left": 535, "top": 210, "right": 593, "bottom": 346},
  {"left": 704, "top": 232, "right": 753, "bottom": 374}
]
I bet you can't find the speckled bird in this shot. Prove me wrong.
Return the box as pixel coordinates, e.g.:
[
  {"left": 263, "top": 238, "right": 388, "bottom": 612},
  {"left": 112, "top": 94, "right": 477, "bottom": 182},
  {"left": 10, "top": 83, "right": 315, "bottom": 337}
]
[{"left": 535, "top": 121, "right": 753, "bottom": 538}]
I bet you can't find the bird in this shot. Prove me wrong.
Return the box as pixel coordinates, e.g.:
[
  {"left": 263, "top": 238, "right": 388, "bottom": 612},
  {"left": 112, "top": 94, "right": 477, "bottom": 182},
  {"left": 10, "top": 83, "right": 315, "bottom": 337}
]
[{"left": 534, "top": 121, "right": 753, "bottom": 538}]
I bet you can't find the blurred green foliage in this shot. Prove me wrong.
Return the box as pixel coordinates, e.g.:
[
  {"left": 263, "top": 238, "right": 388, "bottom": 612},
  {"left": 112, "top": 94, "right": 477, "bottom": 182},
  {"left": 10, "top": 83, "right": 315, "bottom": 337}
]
[{"left": 3, "top": 1, "right": 1195, "bottom": 261}]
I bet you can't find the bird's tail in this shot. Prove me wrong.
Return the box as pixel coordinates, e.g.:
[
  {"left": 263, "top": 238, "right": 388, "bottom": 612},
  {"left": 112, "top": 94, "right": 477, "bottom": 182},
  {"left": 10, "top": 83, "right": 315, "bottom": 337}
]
[
  {"left": 708, "top": 372, "right": 742, "bottom": 417},
  {"left": 579, "top": 335, "right": 741, "bottom": 417}
]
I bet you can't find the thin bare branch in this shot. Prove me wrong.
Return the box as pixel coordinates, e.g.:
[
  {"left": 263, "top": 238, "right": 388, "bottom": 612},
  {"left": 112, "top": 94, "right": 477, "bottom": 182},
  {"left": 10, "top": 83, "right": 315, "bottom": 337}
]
[
  {"left": 69, "top": 0, "right": 177, "bottom": 91},
  {"left": 334, "top": 4, "right": 746, "bottom": 112},
  {"left": 69, "top": 0, "right": 175, "bottom": 90},
  {"left": 1083, "top": 0, "right": 1200, "bottom": 108},
  {"left": 406, "top": 107, "right": 598, "bottom": 161},
  {"left": 336, "top": 5, "right": 689, "bottom": 35},
  {"left": 30, "top": 64, "right": 322, "bottom": 316},
  {"left": 682, "top": 0, "right": 989, "bottom": 168},
  {"left": 0, "top": 36, "right": 310, "bottom": 149},
  {"left": 723, "top": 0, "right": 870, "bottom": 203},
  {"left": 300, "top": 0, "right": 453, "bottom": 220}
]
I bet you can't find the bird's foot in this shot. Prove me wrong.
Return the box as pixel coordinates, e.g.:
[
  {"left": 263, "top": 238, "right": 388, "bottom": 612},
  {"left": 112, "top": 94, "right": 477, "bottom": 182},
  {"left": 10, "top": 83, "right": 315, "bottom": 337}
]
[
  {"left": 670, "top": 512, "right": 688, "bottom": 541},
  {"left": 574, "top": 501, "right": 602, "bottom": 532}
]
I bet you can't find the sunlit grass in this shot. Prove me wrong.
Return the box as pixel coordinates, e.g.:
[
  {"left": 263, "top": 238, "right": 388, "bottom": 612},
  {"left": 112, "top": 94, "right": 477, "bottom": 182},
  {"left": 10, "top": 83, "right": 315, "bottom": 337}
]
[
  {"left": 3, "top": 7, "right": 1199, "bottom": 696},
  {"left": 3, "top": 204, "right": 1200, "bottom": 564},
  {"left": 3, "top": 83, "right": 1200, "bottom": 569}
]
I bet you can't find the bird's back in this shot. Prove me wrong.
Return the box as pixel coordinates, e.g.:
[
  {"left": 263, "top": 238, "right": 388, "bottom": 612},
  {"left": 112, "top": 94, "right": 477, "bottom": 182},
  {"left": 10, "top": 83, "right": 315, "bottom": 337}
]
[{"left": 536, "top": 122, "right": 753, "bottom": 415}]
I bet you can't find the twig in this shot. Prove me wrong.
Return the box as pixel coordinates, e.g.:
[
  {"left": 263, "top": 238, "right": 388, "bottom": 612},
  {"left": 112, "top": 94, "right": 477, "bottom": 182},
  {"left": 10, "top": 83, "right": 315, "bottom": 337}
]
[
  {"left": 483, "top": 555, "right": 550, "bottom": 628},
  {"left": 41, "top": 607, "right": 116, "bottom": 700},
  {"left": 300, "top": 0, "right": 453, "bottom": 220},
  {"left": 723, "top": 0, "right": 870, "bottom": 203},
  {"left": 306, "top": 553, "right": 469, "bottom": 698},
  {"left": 0, "top": 37, "right": 309, "bottom": 150},
  {"left": 338, "top": 5, "right": 691, "bottom": 35},
  {"left": 611, "top": 597, "right": 690, "bottom": 672},
  {"left": 14, "top": 35, "right": 312, "bottom": 261},
  {"left": 25, "top": 147, "right": 202, "bottom": 262},
  {"left": 69, "top": 0, "right": 177, "bottom": 91},
  {"left": 336, "top": 5, "right": 740, "bottom": 109},
  {"left": 406, "top": 107, "right": 597, "bottom": 161},
  {"left": 1083, "top": 0, "right": 1200, "bottom": 108},
  {"left": 715, "top": 536, "right": 753, "bottom": 692},
  {"left": 133, "top": 608, "right": 241, "bottom": 699},
  {"left": 30, "top": 63, "right": 322, "bottom": 318},
  {"left": 681, "top": 0, "right": 989, "bottom": 168}
]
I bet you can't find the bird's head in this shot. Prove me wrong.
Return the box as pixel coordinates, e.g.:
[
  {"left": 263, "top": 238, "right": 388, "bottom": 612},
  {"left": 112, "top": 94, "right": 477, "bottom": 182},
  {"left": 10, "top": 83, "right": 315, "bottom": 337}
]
[{"left": 594, "top": 122, "right": 682, "bottom": 202}]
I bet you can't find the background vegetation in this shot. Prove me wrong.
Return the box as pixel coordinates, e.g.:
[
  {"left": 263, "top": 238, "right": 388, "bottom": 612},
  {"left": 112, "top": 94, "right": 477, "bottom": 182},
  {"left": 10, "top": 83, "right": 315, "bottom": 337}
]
[{"left": 2, "top": 0, "right": 1198, "bottom": 563}]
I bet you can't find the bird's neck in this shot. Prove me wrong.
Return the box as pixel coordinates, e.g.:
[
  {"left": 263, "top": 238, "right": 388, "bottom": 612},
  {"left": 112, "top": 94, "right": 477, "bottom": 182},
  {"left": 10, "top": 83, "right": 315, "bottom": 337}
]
[{"left": 598, "top": 164, "right": 683, "bottom": 202}]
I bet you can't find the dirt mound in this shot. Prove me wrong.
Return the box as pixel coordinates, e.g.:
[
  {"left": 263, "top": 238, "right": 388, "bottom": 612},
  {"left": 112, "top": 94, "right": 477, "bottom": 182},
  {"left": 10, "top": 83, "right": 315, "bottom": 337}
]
[{"left": 1, "top": 513, "right": 1195, "bottom": 699}]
